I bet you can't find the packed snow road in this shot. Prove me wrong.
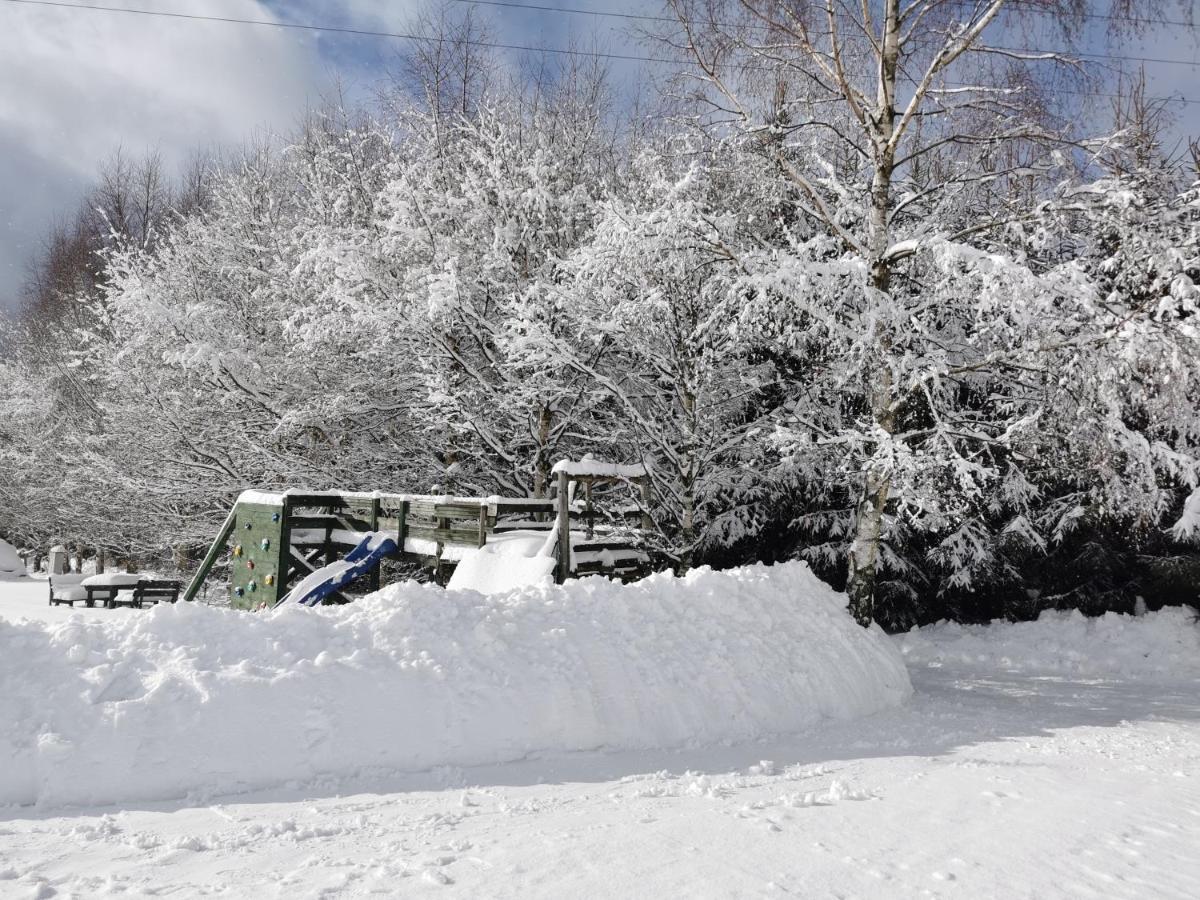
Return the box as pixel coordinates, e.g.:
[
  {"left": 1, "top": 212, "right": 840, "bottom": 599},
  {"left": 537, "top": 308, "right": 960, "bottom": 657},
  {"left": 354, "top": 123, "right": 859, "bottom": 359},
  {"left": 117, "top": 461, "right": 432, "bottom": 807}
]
[{"left": 1, "top": 574, "right": 1198, "bottom": 898}]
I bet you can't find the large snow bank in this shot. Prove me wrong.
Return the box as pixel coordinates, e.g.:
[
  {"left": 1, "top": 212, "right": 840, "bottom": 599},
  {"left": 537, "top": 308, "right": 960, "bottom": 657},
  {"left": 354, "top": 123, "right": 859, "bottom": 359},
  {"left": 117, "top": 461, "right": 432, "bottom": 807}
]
[
  {"left": 0, "top": 562, "right": 909, "bottom": 809},
  {"left": 899, "top": 606, "right": 1200, "bottom": 681},
  {"left": 0, "top": 539, "right": 24, "bottom": 576}
]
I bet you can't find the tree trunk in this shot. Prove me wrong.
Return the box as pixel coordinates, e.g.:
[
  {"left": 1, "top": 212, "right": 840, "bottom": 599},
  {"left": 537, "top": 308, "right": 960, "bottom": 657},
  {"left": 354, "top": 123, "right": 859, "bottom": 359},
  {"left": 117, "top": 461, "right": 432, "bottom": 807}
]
[
  {"left": 533, "top": 402, "right": 552, "bottom": 499},
  {"left": 844, "top": 0, "right": 900, "bottom": 627},
  {"left": 678, "top": 388, "right": 698, "bottom": 573},
  {"left": 847, "top": 469, "right": 890, "bottom": 627}
]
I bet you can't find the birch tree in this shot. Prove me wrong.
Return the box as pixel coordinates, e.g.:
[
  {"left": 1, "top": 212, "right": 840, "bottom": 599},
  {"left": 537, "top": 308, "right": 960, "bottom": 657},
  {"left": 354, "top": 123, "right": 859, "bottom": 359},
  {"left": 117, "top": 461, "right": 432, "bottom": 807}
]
[{"left": 668, "top": 0, "right": 1196, "bottom": 625}]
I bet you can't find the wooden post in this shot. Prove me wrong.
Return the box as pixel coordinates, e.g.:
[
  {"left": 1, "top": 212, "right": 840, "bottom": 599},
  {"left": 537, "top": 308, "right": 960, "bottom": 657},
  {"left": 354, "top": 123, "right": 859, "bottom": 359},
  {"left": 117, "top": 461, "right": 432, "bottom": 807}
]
[
  {"left": 584, "top": 479, "right": 594, "bottom": 540},
  {"left": 368, "top": 497, "right": 381, "bottom": 592},
  {"left": 557, "top": 469, "right": 571, "bottom": 584},
  {"left": 478, "top": 504, "right": 488, "bottom": 548},
  {"left": 436, "top": 504, "right": 448, "bottom": 583},
  {"left": 396, "top": 500, "right": 408, "bottom": 552}
]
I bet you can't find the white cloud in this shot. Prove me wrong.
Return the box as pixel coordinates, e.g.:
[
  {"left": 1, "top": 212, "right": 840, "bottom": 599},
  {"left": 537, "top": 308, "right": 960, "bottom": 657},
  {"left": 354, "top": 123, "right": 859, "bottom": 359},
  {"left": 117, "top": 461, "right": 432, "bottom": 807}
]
[{"left": 0, "top": 0, "right": 332, "bottom": 311}]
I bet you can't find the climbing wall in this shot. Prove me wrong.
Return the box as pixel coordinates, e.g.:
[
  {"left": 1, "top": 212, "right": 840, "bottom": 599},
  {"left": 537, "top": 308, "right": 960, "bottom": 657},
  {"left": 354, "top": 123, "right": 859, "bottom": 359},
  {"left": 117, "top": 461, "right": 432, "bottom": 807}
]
[{"left": 228, "top": 501, "right": 289, "bottom": 609}]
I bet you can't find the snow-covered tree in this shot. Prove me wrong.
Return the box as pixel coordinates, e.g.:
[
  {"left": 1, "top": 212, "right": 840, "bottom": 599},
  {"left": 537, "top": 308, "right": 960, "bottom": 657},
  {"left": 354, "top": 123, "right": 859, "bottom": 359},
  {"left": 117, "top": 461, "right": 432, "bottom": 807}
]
[{"left": 667, "top": 0, "right": 1199, "bottom": 624}]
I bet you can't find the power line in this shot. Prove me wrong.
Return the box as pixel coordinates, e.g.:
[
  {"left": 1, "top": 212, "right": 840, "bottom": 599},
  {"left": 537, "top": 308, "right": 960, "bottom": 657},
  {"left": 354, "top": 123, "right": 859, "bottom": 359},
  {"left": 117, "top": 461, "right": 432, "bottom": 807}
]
[
  {"left": 998, "top": 0, "right": 1197, "bottom": 30},
  {"left": 452, "top": 0, "right": 1200, "bottom": 33},
  {"left": 5, "top": 0, "right": 1199, "bottom": 105},
  {"left": 445, "top": 0, "right": 1200, "bottom": 69},
  {"left": 1, "top": 0, "right": 679, "bottom": 64}
]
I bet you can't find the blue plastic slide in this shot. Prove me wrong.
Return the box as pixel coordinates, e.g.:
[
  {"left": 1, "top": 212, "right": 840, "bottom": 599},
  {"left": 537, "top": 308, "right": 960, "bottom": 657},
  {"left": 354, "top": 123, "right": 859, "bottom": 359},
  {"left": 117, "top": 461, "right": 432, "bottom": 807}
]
[{"left": 278, "top": 532, "right": 397, "bottom": 607}]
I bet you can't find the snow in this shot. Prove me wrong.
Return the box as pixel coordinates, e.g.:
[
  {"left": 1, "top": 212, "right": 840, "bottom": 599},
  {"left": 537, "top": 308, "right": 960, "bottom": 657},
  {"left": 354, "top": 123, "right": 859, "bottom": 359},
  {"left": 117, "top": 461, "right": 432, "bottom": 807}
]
[
  {"left": 80, "top": 573, "right": 151, "bottom": 588},
  {"left": 0, "top": 562, "right": 908, "bottom": 810},
  {"left": 235, "top": 490, "right": 286, "bottom": 507},
  {"left": 0, "top": 539, "right": 24, "bottom": 575},
  {"left": 0, "top": 577, "right": 1197, "bottom": 898},
  {"left": 551, "top": 457, "right": 648, "bottom": 478},
  {"left": 446, "top": 531, "right": 556, "bottom": 594},
  {"left": 402, "top": 537, "right": 470, "bottom": 562},
  {"left": 1, "top": 577, "right": 144, "bottom": 625},
  {"left": 1172, "top": 486, "right": 1200, "bottom": 540},
  {"left": 898, "top": 606, "right": 1200, "bottom": 680}
]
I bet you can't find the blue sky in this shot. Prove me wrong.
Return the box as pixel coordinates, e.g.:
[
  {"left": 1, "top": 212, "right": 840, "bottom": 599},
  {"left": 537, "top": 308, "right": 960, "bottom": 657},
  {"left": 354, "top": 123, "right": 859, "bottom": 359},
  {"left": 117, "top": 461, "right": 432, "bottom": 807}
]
[{"left": 1, "top": 1, "right": 1196, "bottom": 314}]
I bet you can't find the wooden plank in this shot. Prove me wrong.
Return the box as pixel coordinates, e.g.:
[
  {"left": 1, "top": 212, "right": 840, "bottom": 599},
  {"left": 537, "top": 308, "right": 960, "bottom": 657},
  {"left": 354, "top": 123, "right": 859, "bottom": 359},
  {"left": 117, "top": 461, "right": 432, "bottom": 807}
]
[
  {"left": 182, "top": 506, "right": 237, "bottom": 602},
  {"left": 406, "top": 501, "right": 486, "bottom": 519},
  {"left": 491, "top": 522, "right": 555, "bottom": 533},
  {"left": 572, "top": 541, "right": 645, "bottom": 553},
  {"left": 284, "top": 494, "right": 350, "bottom": 510},
  {"left": 491, "top": 501, "right": 556, "bottom": 516},
  {"left": 406, "top": 525, "right": 499, "bottom": 544}
]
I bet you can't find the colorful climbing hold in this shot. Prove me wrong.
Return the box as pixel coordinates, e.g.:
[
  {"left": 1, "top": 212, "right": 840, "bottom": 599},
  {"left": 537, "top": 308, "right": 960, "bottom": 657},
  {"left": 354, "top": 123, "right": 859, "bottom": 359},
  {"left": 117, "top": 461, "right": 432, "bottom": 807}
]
[
  {"left": 260, "top": 538, "right": 270, "bottom": 550},
  {"left": 264, "top": 574, "right": 275, "bottom": 587},
  {"left": 235, "top": 587, "right": 244, "bottom": 597},
  {"left": 271, "top": 512, "right": 280, "bottom": 522},
  {"left": 248, "top": 581, "right": 257, "bottom": 592},
  {"left": 233, "top": 545, "right": 243, "bottom": 557},
  {"left": 247, "top": 560, "right": 255, "bottom": 570}
]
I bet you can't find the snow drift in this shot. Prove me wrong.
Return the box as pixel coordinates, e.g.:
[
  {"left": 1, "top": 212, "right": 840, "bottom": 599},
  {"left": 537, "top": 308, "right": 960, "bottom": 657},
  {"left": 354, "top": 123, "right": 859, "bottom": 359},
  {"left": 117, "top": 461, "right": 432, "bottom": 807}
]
[
  {"left": 899, "top": 606, "right": 1200, "bottom": 681},
  {"left": 0, "top": 562, "right": 910, "bottom": 809},
  {"left": 0, "top": 539, "right": 24, "bottom": 576}
]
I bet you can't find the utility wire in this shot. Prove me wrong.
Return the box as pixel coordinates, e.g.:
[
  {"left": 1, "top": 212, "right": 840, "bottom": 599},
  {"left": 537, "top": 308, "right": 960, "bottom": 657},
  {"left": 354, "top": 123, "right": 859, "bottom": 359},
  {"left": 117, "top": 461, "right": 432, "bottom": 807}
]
[
  {"left": 1, "top": 0, "right": 675, "bottom": 64},
  {"left": 4, "top": 0, "right": 1199, "bottom": 104},
  {"left": 445, "top": 0, "right": 1200, "bottom": 68},
  {"left": 450, "top": 0, "right": 1200, "bottom": 35}
]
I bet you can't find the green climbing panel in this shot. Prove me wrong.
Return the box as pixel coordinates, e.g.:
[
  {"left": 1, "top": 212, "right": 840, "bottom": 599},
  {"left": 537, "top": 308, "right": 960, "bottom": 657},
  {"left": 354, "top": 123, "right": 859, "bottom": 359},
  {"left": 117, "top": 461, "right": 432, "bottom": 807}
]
[{"left": 228, "top": 502, "right": 289, "bottom": 609}]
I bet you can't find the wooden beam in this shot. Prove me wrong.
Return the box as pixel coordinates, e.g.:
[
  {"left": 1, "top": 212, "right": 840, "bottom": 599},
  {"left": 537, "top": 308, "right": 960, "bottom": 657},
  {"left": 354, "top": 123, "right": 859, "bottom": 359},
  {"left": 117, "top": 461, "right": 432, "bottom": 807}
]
[
  {"left": 557, "top": 469, "right": 571, "bottom": 584},
  {"left": 182, "top": 506, "right": 237, "bottom": 602}
]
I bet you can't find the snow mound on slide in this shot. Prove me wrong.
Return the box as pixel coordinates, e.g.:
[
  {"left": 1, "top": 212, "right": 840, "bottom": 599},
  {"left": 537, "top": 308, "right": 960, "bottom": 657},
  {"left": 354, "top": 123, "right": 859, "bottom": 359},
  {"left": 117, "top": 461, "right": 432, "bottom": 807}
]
[
  {"left": 0, "top": 539, "right": 24, "bottom": 576},
  {"left": 0, "top": 562, "right": 910, "bottom": 809},
  {"left": 899, "top": 606, "right": 1200, "bottom": 681}
]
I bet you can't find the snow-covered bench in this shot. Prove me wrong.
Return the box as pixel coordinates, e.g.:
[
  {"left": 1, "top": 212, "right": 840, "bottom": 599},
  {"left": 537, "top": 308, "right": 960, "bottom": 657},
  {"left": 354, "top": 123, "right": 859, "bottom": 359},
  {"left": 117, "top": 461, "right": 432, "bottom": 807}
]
[
  {"left": 78, "top": 573, "right": 181, "bottom": 608},
  {"left": 126, "top": 580, "right": 182, "bottom": 608},
  {"left": 48, "top": 573, "right": 91, "bottom": 607}
]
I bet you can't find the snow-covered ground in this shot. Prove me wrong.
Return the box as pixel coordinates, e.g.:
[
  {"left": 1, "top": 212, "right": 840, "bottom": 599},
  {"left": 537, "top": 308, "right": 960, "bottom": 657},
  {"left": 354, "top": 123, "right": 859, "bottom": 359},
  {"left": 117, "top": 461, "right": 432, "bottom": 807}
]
[
  {"left": 0, "top": 576, "right": 143, "bottom": 626},
  {"left": 1, "top": 572, "right": 1198, "bottom": 898}
]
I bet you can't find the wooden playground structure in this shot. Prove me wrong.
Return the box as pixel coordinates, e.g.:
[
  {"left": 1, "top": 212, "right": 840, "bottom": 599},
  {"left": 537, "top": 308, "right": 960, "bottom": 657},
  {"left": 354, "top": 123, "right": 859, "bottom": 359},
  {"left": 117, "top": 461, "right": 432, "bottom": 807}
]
[{"left": 183, "top": 460, "right": 653, "bottom": 609}]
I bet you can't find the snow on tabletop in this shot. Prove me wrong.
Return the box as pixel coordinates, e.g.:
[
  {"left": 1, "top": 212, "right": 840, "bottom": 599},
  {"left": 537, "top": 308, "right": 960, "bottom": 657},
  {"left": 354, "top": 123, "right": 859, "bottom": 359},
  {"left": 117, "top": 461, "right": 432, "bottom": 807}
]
[
  {"left": 80, "top": 572, "right": 152, "bottom": 587},
  {"left": 0, "top": 561, "right": 908, "bottom": 808}
]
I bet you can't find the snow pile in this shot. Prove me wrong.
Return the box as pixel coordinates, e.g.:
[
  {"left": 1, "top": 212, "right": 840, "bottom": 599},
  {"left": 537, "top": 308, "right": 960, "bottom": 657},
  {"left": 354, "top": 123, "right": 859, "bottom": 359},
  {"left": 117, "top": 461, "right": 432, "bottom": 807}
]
[
  {"left": 899, "top": 606, "right": 1200, "bottom": 681},
  {"left": 0, "top": 562, "right": 909, "bottom": 808},
  {"left": 0, "top": 539, "right": 24, "bottom": 576},
  {"left": 447, "top": 530, "right": 556, "bottom": 594}
]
